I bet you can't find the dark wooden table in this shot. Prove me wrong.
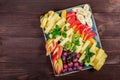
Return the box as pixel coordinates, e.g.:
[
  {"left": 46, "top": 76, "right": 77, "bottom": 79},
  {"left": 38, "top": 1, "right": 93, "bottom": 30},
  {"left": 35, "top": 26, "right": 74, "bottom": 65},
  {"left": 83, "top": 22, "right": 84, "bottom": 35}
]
[{"left": 0, "top": 0, "right": 120, "bottom": 80}]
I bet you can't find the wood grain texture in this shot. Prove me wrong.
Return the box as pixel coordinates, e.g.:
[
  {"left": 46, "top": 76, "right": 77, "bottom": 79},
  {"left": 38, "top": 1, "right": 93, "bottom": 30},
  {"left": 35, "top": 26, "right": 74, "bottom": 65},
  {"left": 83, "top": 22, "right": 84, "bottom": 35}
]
[{"left": 0, "top": 0, "right": 120, "bottom": 80}]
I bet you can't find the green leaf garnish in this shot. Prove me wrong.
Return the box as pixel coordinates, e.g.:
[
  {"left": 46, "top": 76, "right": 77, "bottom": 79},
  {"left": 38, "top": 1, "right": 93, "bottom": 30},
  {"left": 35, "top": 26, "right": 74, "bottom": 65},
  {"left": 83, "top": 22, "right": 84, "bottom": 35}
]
[
  {"left": 50, "top": 25, "right": 61, "bottom": 38},
  {"left": 86, "top": 56, "right": 90, "bottom": 63},
  {"left": 74, "top": 39, "right": 80, "bottom": 46},
  {"left": 61, "top": 32, "right": 67, "bottom": 38},
  {"left": 71, "top": 44, "right": 76, "bottom": 51},
  {"left": 82, "top": 47, "right": 95, "bottom": 63},
  {"left": 64, "top": 26, "right": 67, "bottom": 31}
]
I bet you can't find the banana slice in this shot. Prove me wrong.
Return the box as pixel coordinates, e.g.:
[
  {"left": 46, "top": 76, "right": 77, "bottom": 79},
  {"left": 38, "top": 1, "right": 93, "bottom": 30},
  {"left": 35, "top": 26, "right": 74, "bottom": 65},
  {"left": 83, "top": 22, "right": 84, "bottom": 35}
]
[
  {"left": 72, "top": 7, "right": 83, "bottom": 12},
  {"left": 77, "top": 8, "right": 87, "bottom": 16},
  {"left": 86, "top": 18, "right": 93, "bottom": 27},
  {"left": 85, "top": 11, "right": 92, "bottom": 19},
  {"left": 84, "top": 4, "right": 90, "bottom": 11},
  {"left": 76, "top": 14, "right": 86, "bottom": 24}
]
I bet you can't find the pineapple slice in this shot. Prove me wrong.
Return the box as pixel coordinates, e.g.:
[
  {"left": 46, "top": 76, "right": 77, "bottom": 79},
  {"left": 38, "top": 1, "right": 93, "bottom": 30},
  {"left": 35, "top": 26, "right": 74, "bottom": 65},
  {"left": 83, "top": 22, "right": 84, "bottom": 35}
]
[
  {"left": 59, "top": 38, "right": 69, "bottom": 46},
  {"left": 88, "top": 38, "right": 96, "bottom": 47},
  {"left": 89, "top": 55, "right": 96, "bottom": 65},
  {"left": 91, "top": 48, "right": 107, "bottom": 69},
  {"left": 95, "top": 49, "right": 105, "bottom": 61},
  {"left": 75, "top": 42, "right": 83, "bottom": 54},
  {"left": 81, "top": 40, "right": 90, "bottom": 53},
  {"left": 93, "top": 56, "right": 106, "bottom": 71},
  {"left": 91, "top": 49, "right": 104, "bottom": 66},
  {"left": 40, "top": 13, "right": 49, "bottom": 28},
  {"left": 56, "top": 18, "right": 66, "bottom": 28},
  {"left": 66, "top": 28, "right": 74, "bottom": 37},
  {"left": 47, "top": 11, "right": 55, "bottom": 21},
  {"left": 89, "top": 46, "right": 99, "bottom": 66},
  {"left": 45, "top": 20, "right": 55, "bottom": 34},
  {"left": 54, "top": 36, "right": 62, "bottom": 42},
  {"left": 45, "top": 13, "right": 61, "bottom": 34},
  {"left": 90, "top": 42, "right": 97, "bottom": 53},
  {"left": 78, "top": 51, "right": 86, "bottom": 63},
  {"left": 51, "top": 13, "right": 61, "bottom": 26},
  {"left": 61, "top": 23, "right": 70, "bottom": 31}
]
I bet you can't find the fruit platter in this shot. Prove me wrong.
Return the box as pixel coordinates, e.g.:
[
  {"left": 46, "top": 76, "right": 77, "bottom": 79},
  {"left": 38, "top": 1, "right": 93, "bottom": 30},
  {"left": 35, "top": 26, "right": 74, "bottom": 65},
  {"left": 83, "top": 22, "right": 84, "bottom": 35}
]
[{"left": 40, "top": 4, "right": 108, "bottom": 76}]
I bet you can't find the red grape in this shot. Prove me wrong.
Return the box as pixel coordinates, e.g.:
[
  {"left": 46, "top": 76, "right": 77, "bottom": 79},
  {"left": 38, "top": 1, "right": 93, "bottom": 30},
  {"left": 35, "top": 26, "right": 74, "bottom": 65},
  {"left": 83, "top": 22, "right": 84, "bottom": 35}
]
[
  {"left": 73, "top": 58, "right": 78, "bottom": 62},
  {"left": 74, "top": 62, "right": 79, "bottom": 67},
  {"left": 68, "top": 67, "right": 73, "bottom": 71},
  {"left": 64, "top": 64, "right": 68, "bottom": 69},
  {"left": 77, "top": 66, "right": 82, "bottom": 71},
  {"left": 73, "top": 66, "right": 78, "bottom": 71},
  {"left": 62, "top": 55, "right": 66, "bottom": 61},
  {"left": 63, "top": 68, "right": 67, "bottom": 73},
  {"left": 76, "top": 54, "right": 80, "bottom": 58},
  {"left": 68, "top": 62, "right": 73, "bottom": 67},
  {"left": 63, "top": 52, "right": 68, "bottom": 56}
]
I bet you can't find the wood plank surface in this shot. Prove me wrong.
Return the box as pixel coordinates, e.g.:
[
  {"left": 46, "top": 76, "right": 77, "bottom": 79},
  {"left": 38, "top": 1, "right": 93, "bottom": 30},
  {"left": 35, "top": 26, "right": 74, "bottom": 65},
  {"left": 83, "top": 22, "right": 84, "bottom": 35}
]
[{"left": 0, "top": 0, "right": 120, "bottom": 80}]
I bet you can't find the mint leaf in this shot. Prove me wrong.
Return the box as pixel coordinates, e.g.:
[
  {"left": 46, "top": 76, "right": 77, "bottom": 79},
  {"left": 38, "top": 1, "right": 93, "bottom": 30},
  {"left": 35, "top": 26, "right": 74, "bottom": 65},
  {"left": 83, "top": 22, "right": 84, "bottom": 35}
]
[
  {"left": 85, "top": 47, "right": 90, "bottom": 56},
  {"left": 71, "top": 45, "right": 76, "bottom": 51},
  {"left": 89, "top": 52, "right": 95, "bottom": 57},
  {"left": 55, "top": 25, "right": 61, "bottom": 31},
  {"left": 74, "top": 39, "right": 80, "bottom": 46},
  {"left": 50, "top": 25, "right": 61, "bottom": 38},
  {"left": 64, "top": 26, "right": 67, "bottom": 31},
  {"left": 83, "top": 47, "right": 95, "bottom": 63},
  {"left": 62, "top": 32, "right": 67, "bottom": 38},
  {"left": 86, "top": 56, "right": 90, "bottom": 63}
]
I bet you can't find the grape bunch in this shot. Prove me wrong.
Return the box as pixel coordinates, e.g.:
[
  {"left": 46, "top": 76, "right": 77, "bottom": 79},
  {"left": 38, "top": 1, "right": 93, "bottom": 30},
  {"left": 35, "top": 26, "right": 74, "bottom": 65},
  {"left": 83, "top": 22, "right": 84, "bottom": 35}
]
[{"left": 61, "top": 51, "right": 83, "bottom": 73}]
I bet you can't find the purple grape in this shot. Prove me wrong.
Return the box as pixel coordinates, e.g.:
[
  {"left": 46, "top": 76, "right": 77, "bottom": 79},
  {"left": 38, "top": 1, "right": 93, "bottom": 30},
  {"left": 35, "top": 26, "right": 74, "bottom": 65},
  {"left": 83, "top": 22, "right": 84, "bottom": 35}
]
[
  {"left": 73, "top": 66, "right": 78, "bottom": 71},
  {"left": 77, "top": 66, "right": 82, "bottom": 71},
  {"left": 63, "top": 68, "right": 67, "bottom": 73},
  {"left": 68, "top": 67, "right": 73, "bottom": 71},
  {"left": 74, "top": 62, "right": 79, "bottom": 67},
  {"left": 79, "top": 62, "right": 83, "bottom": 66},
  {"left": 62, "top": 55, "right": 66, "bottom": 61},
  {"left": 63, "top": 52, "right": 68, "bottom": 56},
  {"left": 76, "top": 54, "right": 80, "bottom": 58},
  {"left": 63, "top": 60, "right": 66, "bottom": 64},
  {"left": 64, "top": 64, "right": 68, "bottom": 69},
  {"left": 67, "top": 51, "right": 72, "bottom": 55},
  {"left": 73, "top": 58, "right": 78, "bottom": 63},
  {"left": 68, "top": 62, "right": 73, "bottom": 67}
]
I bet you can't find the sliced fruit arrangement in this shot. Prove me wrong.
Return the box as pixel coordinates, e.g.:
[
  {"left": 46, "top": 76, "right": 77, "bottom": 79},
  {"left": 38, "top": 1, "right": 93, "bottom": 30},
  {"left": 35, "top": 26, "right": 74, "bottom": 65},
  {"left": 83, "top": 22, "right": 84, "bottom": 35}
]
[{"left": 40, "top": 4, "right": 107, "bottom": 75}]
